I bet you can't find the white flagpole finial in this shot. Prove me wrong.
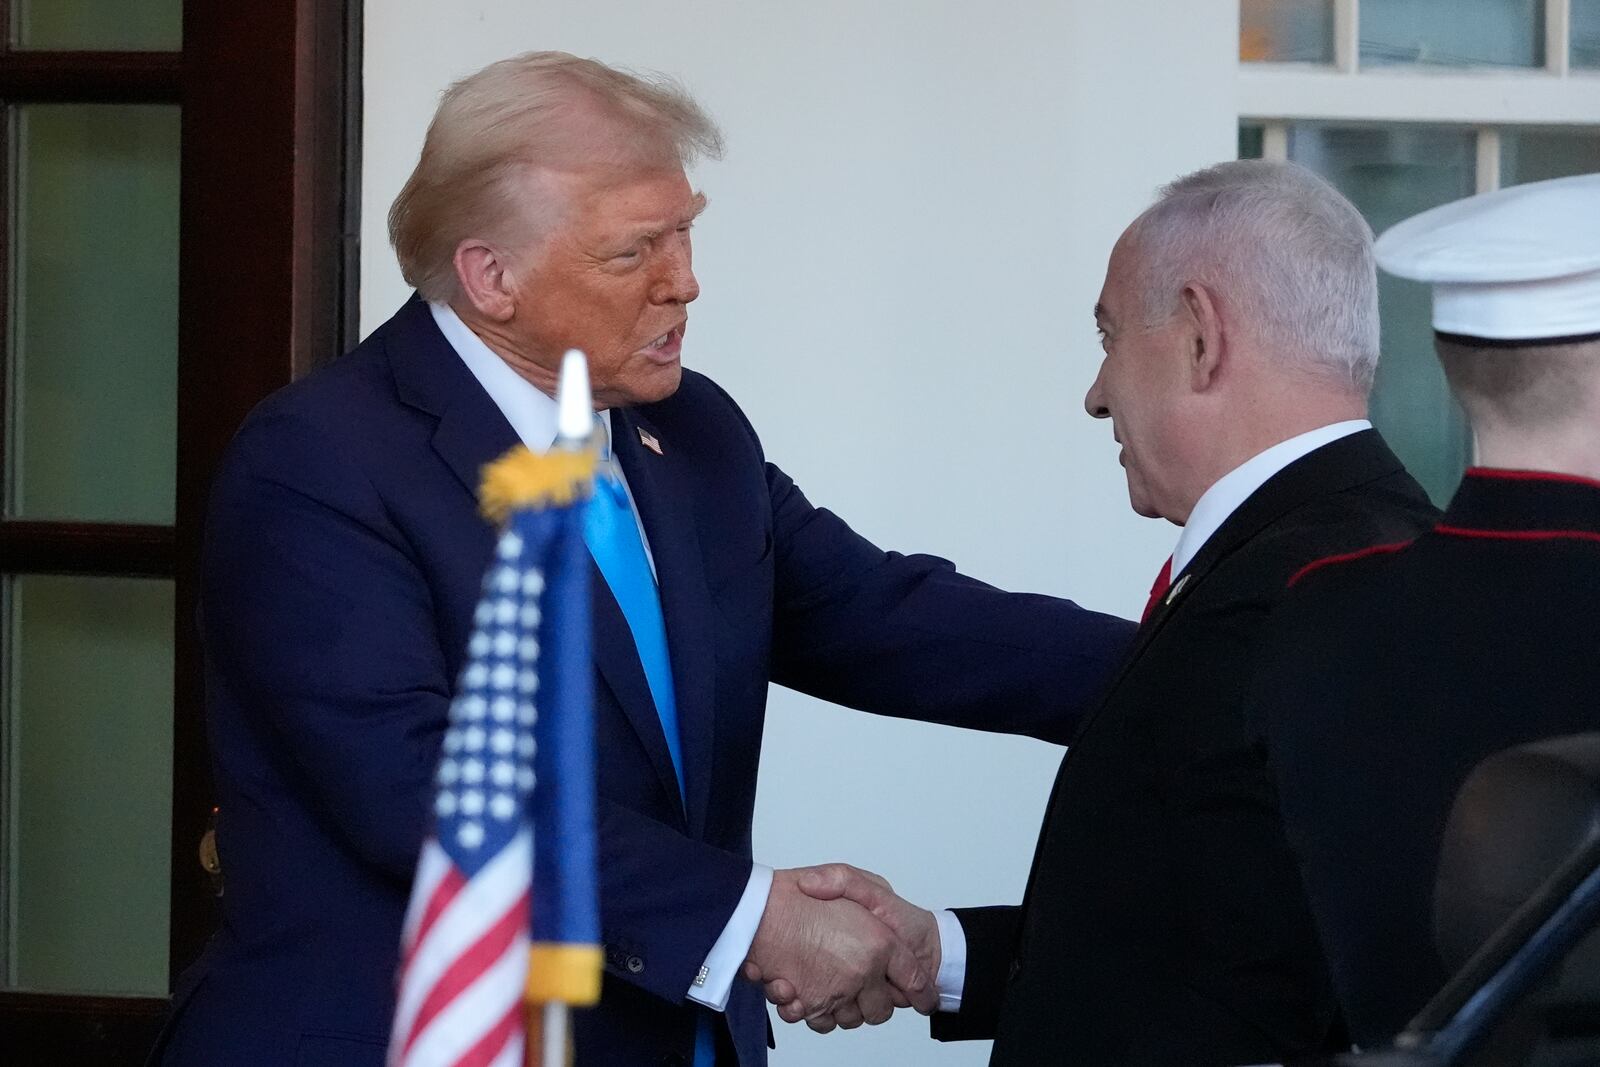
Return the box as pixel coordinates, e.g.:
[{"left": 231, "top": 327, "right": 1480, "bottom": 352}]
[{"left": 555, "top": 349, "right": 594, "bottom": 445}]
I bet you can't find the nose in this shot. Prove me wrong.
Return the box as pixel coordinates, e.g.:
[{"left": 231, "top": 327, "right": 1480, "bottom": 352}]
[
  {"left": 650, "top": 238, "right": 700, "bottom": 306},
  {"left": 1084, "top": 361, "right": 1111, "bottom": 419}
]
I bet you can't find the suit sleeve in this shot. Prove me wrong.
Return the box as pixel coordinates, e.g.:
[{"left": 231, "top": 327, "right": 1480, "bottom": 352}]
[
  {"left": 688, "top": 374, "right": 1134, "bottom": 744},
  {"left": 763, "top": 461, "right": 1135, "bottom": 743},
  {"left": 204, "top": 411, "right": 751, "bottom": 1004},
  {"left": 929, "top": 906, "right": 1022, "bottom": 1041}
]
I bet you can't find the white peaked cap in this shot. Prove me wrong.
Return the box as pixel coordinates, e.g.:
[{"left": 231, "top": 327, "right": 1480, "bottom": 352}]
[{"left": 1374, "top": 172, "right": 1600, "bottom": 344}]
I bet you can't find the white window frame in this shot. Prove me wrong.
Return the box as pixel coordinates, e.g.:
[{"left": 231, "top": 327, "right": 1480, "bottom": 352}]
[{"left": 1241, "top": 0, "right": 1600, "bottom": 196}]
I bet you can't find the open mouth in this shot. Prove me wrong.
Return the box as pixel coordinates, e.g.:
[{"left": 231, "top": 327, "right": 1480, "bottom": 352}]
[{"left": 638, "top": 324, "right": 684, "bottom": 362}]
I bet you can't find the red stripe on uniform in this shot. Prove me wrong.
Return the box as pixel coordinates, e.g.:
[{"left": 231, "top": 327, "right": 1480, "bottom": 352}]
[
  {"left": 1465, "top": 467, "right": 1600, "bottom": 490},
  {"left": 401, "top": 891, "right": 529, "bottom": 1058},
  {"left": 1288, "top": 539, "right": 1415, "bottom": 588},
  {"left": 454, "top": 1002, "right": 525, "bottom": 1067},
  {"left": 1435, "top": 525, "right": 1600, "bottom": 545}
]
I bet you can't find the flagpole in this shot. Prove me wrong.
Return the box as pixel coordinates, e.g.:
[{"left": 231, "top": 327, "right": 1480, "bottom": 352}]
[{"left": 543, "top": 1003, "right": 570, "bottom": 1066}]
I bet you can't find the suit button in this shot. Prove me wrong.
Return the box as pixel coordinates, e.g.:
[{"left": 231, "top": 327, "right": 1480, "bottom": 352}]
[
  {"left": 1007, "top": 959, "right": 1022, "bottom": 983},
  {"left": 660, "top": 1056, "right": 687, "bottom": 1067},
  {"left": 627, "top": 955, "right": 646, "bottom": 974}
]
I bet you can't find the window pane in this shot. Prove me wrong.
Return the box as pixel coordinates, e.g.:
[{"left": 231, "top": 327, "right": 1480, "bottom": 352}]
[
  {"left": 6, "top": 104, "right": 179, "bottom": 524},
  {"left": 1501, "top": 129, "right": 1600, "bottom": 186},
  {"left": 14, "top": 0, "right": 181, "bottom": 51},
  {"left": 1290, "top": 125, "right": 1477, "bottom": 506},
  {"left": 1572, "top": 0, "right": 1600, "bottom": 69},
  {"left": 1361, "top": 0, "right": 1544, "bottom": 68},
  {"left": 1241, "top": 0, "right": 1335, "bottom": 62},
  {"left": 1239, "top": 124, "right": 1266, "bottom": 160},
  {"left": 5, "top": 575, "right": 173, "bottom": 995}
]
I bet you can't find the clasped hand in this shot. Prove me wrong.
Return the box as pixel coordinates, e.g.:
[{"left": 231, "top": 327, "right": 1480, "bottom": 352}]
[{"left": 741, "top": 864, "right": 941, "bottom": 1033}]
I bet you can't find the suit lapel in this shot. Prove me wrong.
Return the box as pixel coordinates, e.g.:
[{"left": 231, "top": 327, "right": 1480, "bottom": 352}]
[
  {"left": 588, "top": 555, "right": 687, "bottom": 820},
  {"left": 385, "top": 296, "right": 519, "bottom": 507},
  {"left": 386, "top": 298, "right": 693, "bottom": 823},
  {"left": 1100, "top": 429, "right": 1405, "bottom": 693},
  {"left": 1045, "top": 429, "right": 1405, "bottom": 823},
  {"left": 1023, "top": 431, "right": 1406, "bottom": 924},
  {"left": 611, "top": 406, "right": 719, "bottom": 839}
]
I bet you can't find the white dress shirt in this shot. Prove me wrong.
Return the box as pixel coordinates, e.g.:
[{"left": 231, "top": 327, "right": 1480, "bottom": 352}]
[
  {"left": 931, "top": 417, "right": 1371, "bottom": 1012},
  {"left": 431, "top": 302, "right": 773, "bottom": 1012}
]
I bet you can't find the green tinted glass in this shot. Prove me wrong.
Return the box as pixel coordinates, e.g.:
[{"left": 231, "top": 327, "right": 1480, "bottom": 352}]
[
  {"left": 1574, "top": 0, "right": 1600, "bottom": 68},
  {"left": 1501, "top": 129, "right": 1600, "bottom": 186},
  {"left": 1239, "top": 124, "right": 1266, "bottom": 160},
  {"left": 5, "top": 574, "right": 173, "bottom": 994},
  {"left": 14, "top": 0, "right": 181, "bottom": 51},
  {"left": 6, "top": 104, "right": 179, "bottom": 523},
  {"left": 1241, "top": 0, "right": 1335, "bottom": 62},
  {"left": 1361, "top": 0, "right": 1544, "bottom": 68},
  {"left": 1290, "top": 124, "right": 1476, "bottom": 506}
]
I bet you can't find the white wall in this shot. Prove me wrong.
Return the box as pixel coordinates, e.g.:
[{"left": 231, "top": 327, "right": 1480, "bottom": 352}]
[{"left": 363, "top": 3, "right": 1237, "bottom": 1063}]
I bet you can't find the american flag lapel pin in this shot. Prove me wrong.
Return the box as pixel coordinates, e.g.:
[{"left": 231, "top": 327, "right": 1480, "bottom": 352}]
[{"left": 637, "top": 428, "right": 663, "bottom": 455}]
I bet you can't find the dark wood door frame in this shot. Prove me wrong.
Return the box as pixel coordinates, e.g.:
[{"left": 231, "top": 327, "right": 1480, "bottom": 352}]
[
  {"left": 173, "top": 0, "right": 363, "bottom": 978},
  {"left": 1, "top": 2, "right": 361, "bottom": 1064}
]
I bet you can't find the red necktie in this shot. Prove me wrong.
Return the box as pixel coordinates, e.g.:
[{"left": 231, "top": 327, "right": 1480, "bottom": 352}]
[{"left": 1141, "top": 555, "right": 1173, "bottom": 624}]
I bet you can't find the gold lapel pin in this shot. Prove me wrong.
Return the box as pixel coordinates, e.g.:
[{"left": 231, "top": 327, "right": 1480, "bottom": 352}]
[{"left": 1165, "top": 573, "right": 1192, "bottom": 605}]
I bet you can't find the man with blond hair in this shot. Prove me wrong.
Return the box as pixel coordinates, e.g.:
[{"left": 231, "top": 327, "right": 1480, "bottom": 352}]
[{"left": 154, "top": 52, "right": 1132, "bottom": 1066}]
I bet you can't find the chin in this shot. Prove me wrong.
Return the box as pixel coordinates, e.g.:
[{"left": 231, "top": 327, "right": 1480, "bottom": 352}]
[{"left": 622, "top": 363, "right": 684, "bottom": 406}]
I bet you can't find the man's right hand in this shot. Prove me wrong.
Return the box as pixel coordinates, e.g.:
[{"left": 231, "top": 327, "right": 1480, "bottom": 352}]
[
  {"left": 754, "top": 863, "right": 943, "bottom": 1032},
  {"left": 741, "top": 866, "right": 939, "bottom": 1032}
]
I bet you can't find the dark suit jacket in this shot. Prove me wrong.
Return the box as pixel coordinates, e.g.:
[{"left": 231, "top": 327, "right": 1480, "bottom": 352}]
[
  {"left": 932, "top": 429, "right": 1437, "bottom": 1066},
  {"left": 155, "top": 296, "right": 1135, "bottom": 1067},
  {"left": 1249, "top": 467, "right": 1600, "bottom": 1047}
]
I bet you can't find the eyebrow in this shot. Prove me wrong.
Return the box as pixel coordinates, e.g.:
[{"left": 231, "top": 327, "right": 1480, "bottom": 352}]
[{"left": 635, "top": 192, "right": 710, "bottom": 243}]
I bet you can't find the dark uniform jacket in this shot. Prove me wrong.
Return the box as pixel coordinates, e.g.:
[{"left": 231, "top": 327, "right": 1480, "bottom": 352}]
[
  {"left": 933, "top": 428, "right": 1438, "bottom": 1065},
  {"left": 1249, "top": 466, "right": 1600, "bottom": 1048}
]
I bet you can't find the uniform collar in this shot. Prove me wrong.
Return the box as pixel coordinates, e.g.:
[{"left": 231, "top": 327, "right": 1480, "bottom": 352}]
[{"left": 1440, "top": 467, "right": 1600, "bottom": 535}]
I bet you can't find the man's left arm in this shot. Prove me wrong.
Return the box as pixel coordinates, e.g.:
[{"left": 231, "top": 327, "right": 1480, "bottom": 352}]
[{"left": 764, "top": 461, "right": 1135, "bottom": 743}]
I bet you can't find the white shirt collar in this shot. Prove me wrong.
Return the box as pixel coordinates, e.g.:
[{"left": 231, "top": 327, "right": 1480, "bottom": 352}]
[
  {"left": 429, "top": 300, "right": 612, "bottom": 452},
  {"left": 1170, "top": 419, "right": 1372, "bottom": 578}
]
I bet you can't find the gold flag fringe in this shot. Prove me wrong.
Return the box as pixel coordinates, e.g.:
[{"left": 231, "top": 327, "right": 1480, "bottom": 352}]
[{"left": 479, "top": 446, "right": 598, "bottom": 523}]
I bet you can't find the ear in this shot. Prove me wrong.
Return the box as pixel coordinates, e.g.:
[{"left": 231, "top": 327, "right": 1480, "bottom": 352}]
[
  {"left": 453, "top": 238, "right": 517, "bottom": 323},
  {"left": 1179, "top": 282, "right": 1226, "bottom": 392}
]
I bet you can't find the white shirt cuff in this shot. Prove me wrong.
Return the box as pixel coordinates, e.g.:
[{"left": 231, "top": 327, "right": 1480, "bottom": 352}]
[
  {"left": 933, "top": 908, "right": 966, "bottom": 1012},
  {"left": 686, "top": 863, "right": 774, "bottom": 1012}
]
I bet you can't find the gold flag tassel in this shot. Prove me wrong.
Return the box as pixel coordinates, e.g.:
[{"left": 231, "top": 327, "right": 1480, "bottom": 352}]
[{"left": 478, "top": 445, "right": 598, "bottom": 525}]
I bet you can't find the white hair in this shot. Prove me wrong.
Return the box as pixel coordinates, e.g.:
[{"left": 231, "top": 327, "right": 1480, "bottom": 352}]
[{"left": 1126, "top": 160, "right": 1380, "bottom": 392}]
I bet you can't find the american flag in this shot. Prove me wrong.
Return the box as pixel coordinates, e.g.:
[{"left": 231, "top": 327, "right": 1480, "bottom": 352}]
[{"left": 389, "top": 443, "right": 601, "bottom": 1067}]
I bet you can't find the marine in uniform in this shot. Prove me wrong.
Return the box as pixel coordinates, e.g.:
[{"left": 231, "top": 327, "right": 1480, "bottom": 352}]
[{"left": 1248, "top": 173, "right": 1600, "bottom": 1047}]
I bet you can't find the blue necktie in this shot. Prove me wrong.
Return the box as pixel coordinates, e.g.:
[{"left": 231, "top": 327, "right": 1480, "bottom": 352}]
[
  {"left": 581, "top": 422, "right": 716, "bottom": 1067},
  {"left": 583, "top": 423, "right": 686, "bottom": 796}
]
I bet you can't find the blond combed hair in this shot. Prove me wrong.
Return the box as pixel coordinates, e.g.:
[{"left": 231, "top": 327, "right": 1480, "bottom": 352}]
[{"left": 389, "top": 51, "right": 724, "bottom": 302}]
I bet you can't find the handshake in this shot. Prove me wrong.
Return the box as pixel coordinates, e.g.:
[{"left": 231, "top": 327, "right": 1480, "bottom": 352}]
[{"left": 740, "top": 864, "right": 943, "bottom": 1033}]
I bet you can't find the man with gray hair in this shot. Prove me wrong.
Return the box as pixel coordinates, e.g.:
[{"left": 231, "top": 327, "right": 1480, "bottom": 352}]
[
  {"left": 764, "top": 160, "right": 1438, "bottom": 1064},
  {"left": 154, "top": 50, "right": 1134, "bottom": 1067}
]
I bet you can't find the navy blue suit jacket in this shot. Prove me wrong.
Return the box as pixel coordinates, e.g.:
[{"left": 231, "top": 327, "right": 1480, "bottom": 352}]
[{"left": 156, "top": 296, "right": 1134, "bottom": 1067}]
